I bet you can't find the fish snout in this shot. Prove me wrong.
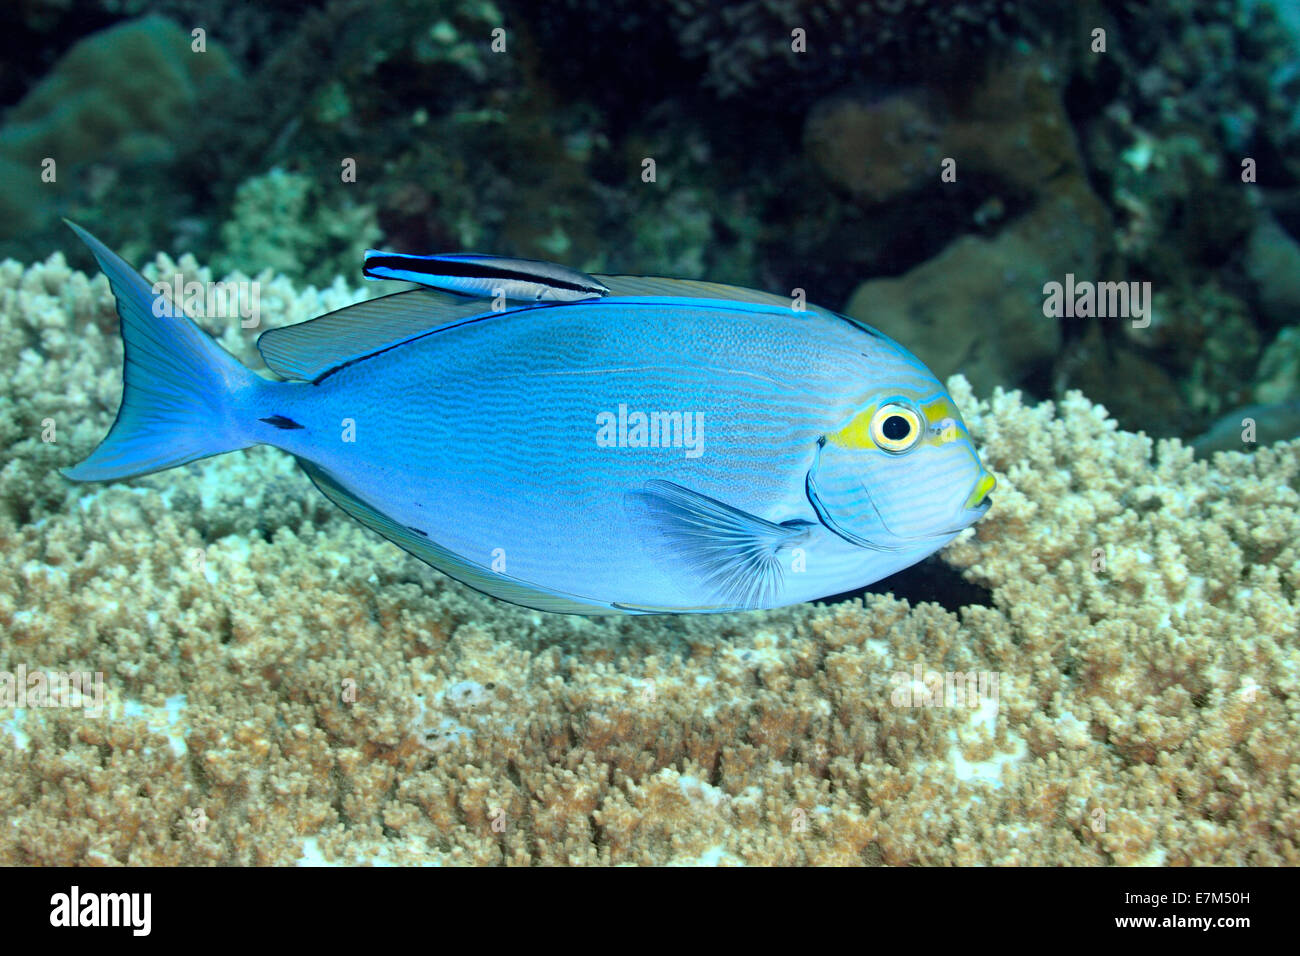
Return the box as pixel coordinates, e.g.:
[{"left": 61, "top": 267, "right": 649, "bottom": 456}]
[{"left": 962, "top": 470, "right": 996, "bottom": 516}]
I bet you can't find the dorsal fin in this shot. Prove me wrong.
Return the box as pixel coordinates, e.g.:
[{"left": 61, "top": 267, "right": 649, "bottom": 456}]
[
  {"left": 258, "top": 274, "right": 847, "bottom": 383},
  {"left": 257, "top": 289, "right": 507, "bottom": 381},
  {"left": 594, "top": 275, "right": 798, "bottom": 309},
  {"left": 595, "top": 275, "right": 881, "bottom": 338}
]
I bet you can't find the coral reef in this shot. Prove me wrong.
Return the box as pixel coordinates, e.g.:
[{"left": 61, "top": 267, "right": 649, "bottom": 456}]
[
  {"left": 4, "top": 0, "right": 1300, "bottom": 451},
  {"left": 1192, "top": 399, "right": 1300, "bottom": 454},
  {"left": 210, "top": 169, "right": 381, "bottom": 289},
  {"left": 1256, "top": 327, "right": 1300, "bottom": 403},
  {"left": 0, "top": 15, "right": 236, "bottom": 249},
  {"left": 1245, "top": 215, "right": 1300, "bottom": 332},
  {"left": 838, "top": 53, "right": 1109, "bottom": 396},
  {"left": 1, "top": 252, "right": 1297, "bottom": 865},
  {"left": 1054, "top": 0, "right": 1300, "bottom": 437},
  {"left": 1, "top": 0, "right": 1299, "bottom": 868},
  {"left": 800, "top": 0, "right": 1300, "bottom": 443},
  {"left": 586, "top": 0, "right": 1037, "bottom": 101}
]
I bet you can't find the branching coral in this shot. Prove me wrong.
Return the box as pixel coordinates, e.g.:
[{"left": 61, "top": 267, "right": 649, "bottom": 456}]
[
  {"left": 211, "top": 169, "right": 381, "bottom": 289},
  {"left": 0, "top": 253, "right": 1296, "bottom": 865}
]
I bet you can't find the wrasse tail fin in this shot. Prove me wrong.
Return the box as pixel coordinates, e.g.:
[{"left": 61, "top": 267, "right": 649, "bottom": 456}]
[{"left": 61, "top": 221, "right": 259, "bottom": 481}]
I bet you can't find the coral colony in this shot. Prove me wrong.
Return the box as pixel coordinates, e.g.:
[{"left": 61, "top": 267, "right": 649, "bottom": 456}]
[{"left": 1, "top": 251, "right": 1296, "bottom": 863}]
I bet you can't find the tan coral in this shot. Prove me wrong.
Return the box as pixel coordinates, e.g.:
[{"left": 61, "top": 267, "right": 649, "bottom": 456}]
[{"left": 0, "top": 254, "right": 1297, "bottom": 865}]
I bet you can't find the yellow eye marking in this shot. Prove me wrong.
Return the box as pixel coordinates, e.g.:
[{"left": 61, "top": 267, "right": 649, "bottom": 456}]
[
  {"left": 826, "top": 407, "right": 877, "bottom": 449},
  {"left": 928, "top": 416, "right": 959, "bottom": 443},
  {"left": 921, "top": 397, "right": 963, "bottom": 444},
  {"left": 828, "top": 399, "right": 930, "bottom": 452}
]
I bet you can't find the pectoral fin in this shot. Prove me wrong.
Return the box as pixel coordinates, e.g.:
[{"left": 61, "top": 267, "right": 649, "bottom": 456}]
[{"left": 625, "top": 480, "right": 811, "bottom": 610}]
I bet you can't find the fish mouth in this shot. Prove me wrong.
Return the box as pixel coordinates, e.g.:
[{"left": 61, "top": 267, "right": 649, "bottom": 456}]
[
  {"left": 916, "top": 471, "right": 995, "bottom": 538},
  {"left": 963, "top": 471, "right": 996, "bottom": 512},
  {"left": 805, "top": 440, "right": 997, "bottom": 549},
  {"left": 809, "top": 468, "right": 995, "bottom": 550}
]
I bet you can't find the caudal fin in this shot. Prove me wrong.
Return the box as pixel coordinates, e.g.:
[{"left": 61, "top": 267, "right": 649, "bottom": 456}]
[{"left": 62, "top": 221, "right": 261, "bottom": 481}]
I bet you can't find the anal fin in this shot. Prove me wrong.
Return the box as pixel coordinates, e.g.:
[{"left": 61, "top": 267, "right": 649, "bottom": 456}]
[{"left": 298, "top": 459, "right": 617, "bottom": 615}]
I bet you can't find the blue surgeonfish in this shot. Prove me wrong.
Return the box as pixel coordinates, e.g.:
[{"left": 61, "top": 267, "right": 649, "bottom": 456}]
[{"left": 62, "top": 222, "right": 995, "bottom": 614}]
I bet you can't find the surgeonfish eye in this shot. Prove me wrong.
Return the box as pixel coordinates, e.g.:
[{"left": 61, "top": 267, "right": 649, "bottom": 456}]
[{"left": 870, "top": 402, "right": 922, "bottom": 454}]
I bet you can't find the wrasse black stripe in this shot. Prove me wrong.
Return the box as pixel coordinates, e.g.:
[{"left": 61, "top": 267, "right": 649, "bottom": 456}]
[{"left": 364, "top": 254, "right": 594, "bottom": 293}]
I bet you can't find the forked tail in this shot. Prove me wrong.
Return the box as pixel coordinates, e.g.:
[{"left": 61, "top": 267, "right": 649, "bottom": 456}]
[{"left": 62, "top": 221, "right": 262, "bottom": 481}]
